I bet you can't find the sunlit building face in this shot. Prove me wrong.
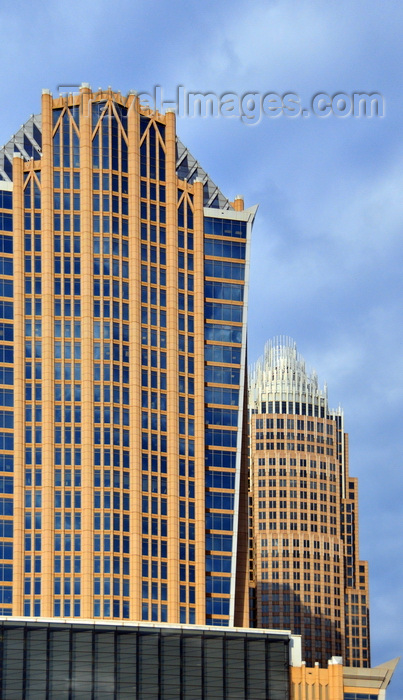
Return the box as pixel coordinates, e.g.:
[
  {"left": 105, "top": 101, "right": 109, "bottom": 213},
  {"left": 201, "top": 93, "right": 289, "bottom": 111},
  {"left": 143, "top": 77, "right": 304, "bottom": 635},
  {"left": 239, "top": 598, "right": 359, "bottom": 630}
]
[{"left": 0, "top": 85, "right": 256, "bottom": 626}]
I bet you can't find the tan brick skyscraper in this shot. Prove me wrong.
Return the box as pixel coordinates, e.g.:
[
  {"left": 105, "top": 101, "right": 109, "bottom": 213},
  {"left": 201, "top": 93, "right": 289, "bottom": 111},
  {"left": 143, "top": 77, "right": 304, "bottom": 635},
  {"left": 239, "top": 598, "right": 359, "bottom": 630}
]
[
  {"left": 0, "top": 85, "right": 256, "bottom": 626},
  {"left": 249, "top": 338, "right": 370, "bottom": 667}
]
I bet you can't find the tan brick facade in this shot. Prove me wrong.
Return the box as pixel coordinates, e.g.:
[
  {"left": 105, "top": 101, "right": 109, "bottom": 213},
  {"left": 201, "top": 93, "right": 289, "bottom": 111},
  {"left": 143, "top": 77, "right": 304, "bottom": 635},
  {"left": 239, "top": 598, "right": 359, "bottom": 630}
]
[
  {"left": 0, "top": 85, "right": 256, "bottom": 626},
  {"left": 249, "top": 338, "right": 370, "bottom": 666}
]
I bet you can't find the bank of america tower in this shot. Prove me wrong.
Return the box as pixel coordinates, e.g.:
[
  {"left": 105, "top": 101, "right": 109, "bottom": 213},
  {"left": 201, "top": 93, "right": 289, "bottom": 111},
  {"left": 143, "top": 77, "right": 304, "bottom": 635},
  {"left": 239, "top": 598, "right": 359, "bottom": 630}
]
[{"left": 0, "top": 85, "right": 256, "bottom": 626}]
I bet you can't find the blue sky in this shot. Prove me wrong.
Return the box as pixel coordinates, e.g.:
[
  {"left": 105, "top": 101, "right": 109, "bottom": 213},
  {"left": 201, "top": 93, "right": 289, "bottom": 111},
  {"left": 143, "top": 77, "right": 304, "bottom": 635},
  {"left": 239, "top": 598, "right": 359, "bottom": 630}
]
[{"left": 1, "top": 0, "right": 402, "bottom": 694}]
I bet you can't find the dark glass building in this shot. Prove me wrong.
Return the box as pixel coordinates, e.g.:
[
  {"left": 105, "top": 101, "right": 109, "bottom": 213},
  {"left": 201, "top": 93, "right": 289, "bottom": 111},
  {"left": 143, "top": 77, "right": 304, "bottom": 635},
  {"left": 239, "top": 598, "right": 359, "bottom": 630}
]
[{"left": 0, "top": 618, "right": 292, "bottom": 699}]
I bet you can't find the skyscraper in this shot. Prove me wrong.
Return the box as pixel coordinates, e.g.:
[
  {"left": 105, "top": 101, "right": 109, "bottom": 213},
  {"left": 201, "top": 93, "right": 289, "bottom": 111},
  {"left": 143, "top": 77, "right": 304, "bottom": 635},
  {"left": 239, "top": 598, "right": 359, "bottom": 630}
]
[
  {"left": 249, "top": 338, "right": 370, "bottom": 667},
  {"left": 0, "top": 84, "right": 256, "bottom": 626}
]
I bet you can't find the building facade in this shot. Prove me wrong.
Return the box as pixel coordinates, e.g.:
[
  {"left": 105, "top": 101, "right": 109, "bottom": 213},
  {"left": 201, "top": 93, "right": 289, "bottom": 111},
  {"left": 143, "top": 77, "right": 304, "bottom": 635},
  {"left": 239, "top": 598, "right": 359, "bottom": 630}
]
[
  {"left": 0, "top": 617, "right": 397, "bottom": 700},
  {"left": 249, "top": 338, "right": 370, "bottom": 667},
  {"left": 0, "top": 85, "right": 256, "bottom": 626},
  {"left": 0, "top": 618, "right": 294, "bottom": 699},
  {"left": 291, "top": 656, "right": 398, "bottom": 700}
]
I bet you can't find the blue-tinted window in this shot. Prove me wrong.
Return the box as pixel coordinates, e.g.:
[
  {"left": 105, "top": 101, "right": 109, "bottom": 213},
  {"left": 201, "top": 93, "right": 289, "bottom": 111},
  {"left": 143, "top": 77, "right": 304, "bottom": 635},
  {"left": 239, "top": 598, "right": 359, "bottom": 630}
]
[
  {"left": 204, "top": 324, "right": 242, "bottom": 344},
  {"left": 0, "top": 367, "right": 13, "bottom": 384},
  {"left": 0, "top": 542, "right": 12, "bottom": 558},
  {"left": 206, "top": 534, "right": 232, "bottom": 552},
  {"left": 0, "top": 193, "right": 12, "bottom": 210},
  {"left": 205, "top": 513, "right": 233, "bottom": 531},
  {"left": 0, "top": 585, "right": 12, "bottom": 604},
  {"left": 0, "top": 323, "right": 13, "bottom": 341},
  {"left": 205, "top": 471, "right": 235, "bottom": 489},
  {"left": 205, "top": 408, "right": 238, "bottom": 427},
  {"left": 205, "top": 493, "right": 234, "bottom": 510},
  {"left": 205, "top": 281, "right": 243, "bottom": 302},
  {"left": 0, "top": 236, "right": 12, "bottom": 253},
  {"left": 0, "top": 279, "right": 12, "bottom": 297},
  {"left": 0, "top": 411, "right": 13, "bottom": 428},
  {"left": 204, "top": 239, "right": 246, "bottom": 259},
  {"left": 205, "top": 366, "right": 240, "bottom": 385},
  {"left": 204, "top": 260, "right": 244, "bottom": 281},
  {"left": 205, "top": 555, "right": 232, "bottom": 572},
  {"left": 0, "top": 498, "right": 13, "bottom": 515},
  {"left": 205, "top": 429, "right": 237, "bottom": 448},
  {"left": 205, "top": 575, "right": 231, "bottom": 594},
  {"left": 204, "top": 345, "right": 241, "bottom": 365},
  {"left": 0, "top": 457, "right": 13, "bottom": 473},
  {"left": 0, "top": 433, "right": 13, "bottom": 450},
  {"left": 0, "top": 345, "right": 13, "bottom": 364},
  {"left": 206, "top": 597, "right": 230, "bottom": 616},
  {"left": 204, "top": 217, "right": 247, "bottom": 239},
  {"left": 0, "top": 259, "right": 12, "bottom": 276},
  {"left": 0, "top": 518, "right": 12, "bottom": 537},
  {"left": 0, "top": 213, "right": 12, "bottom": 232},
  {"left": 205, "top": 386, "right": 239, "bottom": 406},
  {"left": 205, "top": 302, "right": 243, "bottom": 323}
]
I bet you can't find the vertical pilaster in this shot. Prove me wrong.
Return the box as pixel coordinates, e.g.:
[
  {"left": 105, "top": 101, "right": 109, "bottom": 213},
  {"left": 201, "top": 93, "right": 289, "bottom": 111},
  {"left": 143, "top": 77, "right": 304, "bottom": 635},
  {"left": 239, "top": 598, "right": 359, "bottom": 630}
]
[
  {"left": 11, "top": 154, "right": 25, "bottom": 616},
  {"left": 234, "top": 379, "right": 250, "bottom": 627},
  {"left": 329, "top": 662, "right": 344, "bottom": 700},
  {"left": 192, "top": 179, "right": 206, "bottom": 623},
  {"left": 233, "top": 195, "right": 244, "bottom": 212},
  {"left": 40, "top": 89, "right": 55, "bottom": 617},
  {"left": 79, "top": 84, "right": 94, "bottom": 618},
  {"left": 127, "top": 93, "right": 142, "bottom": 621},
  {"left": 165, "top": 109, "right": 179, "bottom": 621}
]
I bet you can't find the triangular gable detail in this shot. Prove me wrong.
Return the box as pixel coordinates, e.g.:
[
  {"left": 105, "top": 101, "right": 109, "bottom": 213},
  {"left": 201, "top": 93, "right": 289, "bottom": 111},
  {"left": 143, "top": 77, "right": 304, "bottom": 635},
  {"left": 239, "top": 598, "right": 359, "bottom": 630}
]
[
  {"left": 0, "top": 114, "right": 233, "bottom": 211},
  {"left": 0, "top": 114, "right": 42, "bottom": 181}
]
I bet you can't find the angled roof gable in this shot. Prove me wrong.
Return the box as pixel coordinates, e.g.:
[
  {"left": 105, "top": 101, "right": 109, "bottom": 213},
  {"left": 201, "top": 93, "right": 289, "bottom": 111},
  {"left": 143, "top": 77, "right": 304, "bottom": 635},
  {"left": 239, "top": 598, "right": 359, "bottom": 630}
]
[{"left": 0, "top": 106, "right": 233, "bottom": 211}]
